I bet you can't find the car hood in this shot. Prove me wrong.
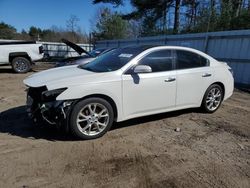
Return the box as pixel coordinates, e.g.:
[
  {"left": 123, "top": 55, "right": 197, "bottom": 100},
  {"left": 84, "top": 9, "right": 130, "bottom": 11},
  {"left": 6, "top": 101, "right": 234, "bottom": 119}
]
[
  {"left": 61, "top": 38, "right": 92, "bottom": 56},
  {"left": 55, "top": 57, "right": 95, "bottom": 67},
  {"left": 23, "top": 65, "right": 106, "bottom": 90}
]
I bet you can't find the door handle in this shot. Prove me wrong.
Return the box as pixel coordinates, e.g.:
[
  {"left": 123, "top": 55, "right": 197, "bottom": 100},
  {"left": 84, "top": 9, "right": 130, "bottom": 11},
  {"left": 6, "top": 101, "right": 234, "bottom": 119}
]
[
  {"left": 202, "top": 73, "right": 212, "bottom": 77},
  {"left": 165, "top": 77, "right": 176, "bottom": 82}
]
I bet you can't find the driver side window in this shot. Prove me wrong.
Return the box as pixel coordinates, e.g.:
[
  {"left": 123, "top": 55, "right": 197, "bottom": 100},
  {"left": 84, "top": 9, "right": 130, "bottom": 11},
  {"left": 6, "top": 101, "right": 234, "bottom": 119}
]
[{"left": 139, "top": 50, "right": 173, "bottom": 72}]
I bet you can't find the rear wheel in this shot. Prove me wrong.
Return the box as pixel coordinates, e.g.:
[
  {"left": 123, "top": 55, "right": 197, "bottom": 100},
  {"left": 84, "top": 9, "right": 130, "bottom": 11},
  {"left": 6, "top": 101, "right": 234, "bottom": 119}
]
[
  {"left": 201, "top": 84, "right": 223, "bottom": 113},
  {"left": 11, "top": 57, "right": 31, "bottom": 73},
  {"left": 70, "top": 98, "right": 114, "bottom": 140}
]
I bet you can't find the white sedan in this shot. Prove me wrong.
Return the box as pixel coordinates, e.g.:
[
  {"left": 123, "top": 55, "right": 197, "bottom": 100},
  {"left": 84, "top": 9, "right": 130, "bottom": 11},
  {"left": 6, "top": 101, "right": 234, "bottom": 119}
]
[{"left": 24, "top": 46, "right": 234, "bottom": 140}]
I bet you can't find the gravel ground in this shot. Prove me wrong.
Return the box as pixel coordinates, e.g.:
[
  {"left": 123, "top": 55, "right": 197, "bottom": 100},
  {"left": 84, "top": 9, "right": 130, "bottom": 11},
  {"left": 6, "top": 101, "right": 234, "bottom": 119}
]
[{"left": 0, "top": 64, "right": 249, "bottom": 188}]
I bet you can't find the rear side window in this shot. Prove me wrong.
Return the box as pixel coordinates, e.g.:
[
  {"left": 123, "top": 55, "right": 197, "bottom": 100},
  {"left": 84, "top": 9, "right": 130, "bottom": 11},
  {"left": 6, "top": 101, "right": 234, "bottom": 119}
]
[
  {"left": 176, "top": 50, "right": 209, "bottom": 69},
  {"left": 139, "top": 50, "right": 173, "bottom": 72}
]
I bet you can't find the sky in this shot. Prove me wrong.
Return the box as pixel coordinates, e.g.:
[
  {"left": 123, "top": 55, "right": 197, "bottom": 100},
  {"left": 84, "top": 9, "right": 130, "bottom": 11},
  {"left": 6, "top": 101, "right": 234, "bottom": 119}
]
[{"left": 0, "top": 0, "right": 132, "bottom": 33}]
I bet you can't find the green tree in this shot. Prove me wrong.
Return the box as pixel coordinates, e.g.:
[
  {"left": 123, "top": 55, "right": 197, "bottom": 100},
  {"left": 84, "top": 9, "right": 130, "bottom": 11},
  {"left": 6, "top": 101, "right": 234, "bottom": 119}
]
[
  {"left": 0, "top": 22, "right": 17, "bottom": 39},
  {"left": 93, "top": 0, "right": 250, "bottom": 36},
  {"left": 231, "top": 9, "right": 250, "bottom": 29},
  {"left": 93, "top": 0, "right": 180, "bottom": 36},
  {"left": 92, "top": 8, "right": 128, "bottom": 40},
  {"left": 122, "top": 0, "right": 174, "bottom": 35},
  {"left": 28, "top": 26, "right": 42, "bottom": 40},
  {"left": 93, "top": 0, "right": 123, "bottom": 6}
]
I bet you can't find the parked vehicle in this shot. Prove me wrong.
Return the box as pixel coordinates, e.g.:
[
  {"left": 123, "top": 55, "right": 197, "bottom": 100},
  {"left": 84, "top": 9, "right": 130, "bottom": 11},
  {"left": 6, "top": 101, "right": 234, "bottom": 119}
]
[
  {"left": 0, "top": 40, "right": 44, "bottom": 73},
  {"left": 56, "top": 39, "right": 115, "bottom": 66},
  {"left": 24, "top": 45, "right": 234, "bottom": 140}
]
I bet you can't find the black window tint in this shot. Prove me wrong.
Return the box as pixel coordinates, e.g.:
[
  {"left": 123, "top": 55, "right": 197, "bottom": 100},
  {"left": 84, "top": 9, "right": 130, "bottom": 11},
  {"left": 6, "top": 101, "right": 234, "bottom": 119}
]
[
  {"left": 176, "top": 50, "right": 208, "bottom": 69},
  {"left": 139, "top": 50, "right": 173, "bottom": 72},
  {"left": 200, "top": 55, "right": 209, "bottom": 66},
  {"left": 79, "top": 47, "right": 145, "bottom": 72}
]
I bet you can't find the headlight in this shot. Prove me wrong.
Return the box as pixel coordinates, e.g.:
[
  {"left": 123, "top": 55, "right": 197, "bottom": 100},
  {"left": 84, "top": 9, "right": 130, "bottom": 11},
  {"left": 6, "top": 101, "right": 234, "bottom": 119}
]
[{"left": 42, "top": 88, "right": 67, "bottom": 101}]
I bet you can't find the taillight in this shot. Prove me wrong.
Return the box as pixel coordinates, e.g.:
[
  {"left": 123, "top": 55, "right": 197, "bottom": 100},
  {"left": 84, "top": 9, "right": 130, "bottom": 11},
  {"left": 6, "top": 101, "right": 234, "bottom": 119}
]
[
  {"left": 228, "top": 68, "right": 234, "bottom": 77},
  {"left": 39, "top": 46, "right": 44, "bottom": 54}
]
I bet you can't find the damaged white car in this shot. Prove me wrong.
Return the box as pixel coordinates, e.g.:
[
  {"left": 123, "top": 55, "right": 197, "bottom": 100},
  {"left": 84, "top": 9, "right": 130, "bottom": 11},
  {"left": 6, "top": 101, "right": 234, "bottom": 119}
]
[{"left": 24, "top": 46, "right": 234, "bottom": 140}]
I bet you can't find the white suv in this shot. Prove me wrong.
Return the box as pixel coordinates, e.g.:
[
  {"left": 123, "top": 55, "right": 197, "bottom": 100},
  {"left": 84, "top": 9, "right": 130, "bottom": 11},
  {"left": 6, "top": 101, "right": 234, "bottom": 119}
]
[{"left": 24, "top": 46, "right": 234, "bottom": 140}]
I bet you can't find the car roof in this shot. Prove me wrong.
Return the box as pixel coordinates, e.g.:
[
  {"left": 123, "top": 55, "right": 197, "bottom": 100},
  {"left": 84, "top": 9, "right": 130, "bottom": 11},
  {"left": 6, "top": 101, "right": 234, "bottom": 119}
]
[
  {"left": 120, "top": 45, "right": 209, "bottom": 57},
  {"left": 122, "top": 45, "right": 160, "bottom": 49}
]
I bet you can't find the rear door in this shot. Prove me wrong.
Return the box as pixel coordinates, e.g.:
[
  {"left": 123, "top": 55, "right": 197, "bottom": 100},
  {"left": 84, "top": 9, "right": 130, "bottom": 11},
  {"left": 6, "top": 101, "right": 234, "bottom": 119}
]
[{"left": 174, "top": 50, "right": 214, "bottom": 107}]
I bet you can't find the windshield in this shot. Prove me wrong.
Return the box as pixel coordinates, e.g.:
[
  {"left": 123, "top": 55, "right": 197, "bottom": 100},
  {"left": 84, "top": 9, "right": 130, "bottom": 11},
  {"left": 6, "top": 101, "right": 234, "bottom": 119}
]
[
  {"left": 78, "top": 47, "right": 146, "bottom": 72},
  {"left": 89, "top": 49, "right": 106, "bottom": 57}
]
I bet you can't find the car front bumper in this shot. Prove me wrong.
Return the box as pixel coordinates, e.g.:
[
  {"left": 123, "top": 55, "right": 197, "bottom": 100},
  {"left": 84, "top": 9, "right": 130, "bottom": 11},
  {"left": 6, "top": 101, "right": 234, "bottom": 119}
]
[{"left": 26, "top": 88, "right": 73, "bottom": 128}]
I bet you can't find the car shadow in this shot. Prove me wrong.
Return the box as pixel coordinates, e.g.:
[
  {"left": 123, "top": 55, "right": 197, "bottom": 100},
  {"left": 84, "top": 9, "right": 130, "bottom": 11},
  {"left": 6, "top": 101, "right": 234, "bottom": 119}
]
[
  {"left": 0, "top": 66, "right": 14, "bottom": 73},
  {"left": 112, "top": 108, "right": 200, "bottom": 131},
  {"left": 0, "top": 105, "right": 201, "bottom": 141},
  {"left": 0, "top": 106, "right": 73, "bottom": 141},
  {"left": 0, "top": 67, "right": 37, "bottom": 74},
  {"left": 0, "top": 63, "right": 56, "bottom": 74}
]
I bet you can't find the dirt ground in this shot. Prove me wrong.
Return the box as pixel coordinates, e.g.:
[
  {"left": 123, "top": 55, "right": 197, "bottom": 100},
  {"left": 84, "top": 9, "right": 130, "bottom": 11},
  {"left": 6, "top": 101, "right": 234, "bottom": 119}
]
[{"left": 0, "top": 64, "right": 249, "bottom": 188}]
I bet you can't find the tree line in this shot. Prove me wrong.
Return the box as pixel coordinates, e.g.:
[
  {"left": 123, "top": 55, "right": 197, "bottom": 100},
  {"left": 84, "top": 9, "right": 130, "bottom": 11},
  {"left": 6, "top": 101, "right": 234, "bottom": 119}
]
[
  {"left": 0, "top": 15, "right": 88, "bottom": 43},
  {"left": 92, "top": 0, "right": 250, "bottom": 40},
  {"left": 0, "top": 0, "right": 249, "bottom": 42}
]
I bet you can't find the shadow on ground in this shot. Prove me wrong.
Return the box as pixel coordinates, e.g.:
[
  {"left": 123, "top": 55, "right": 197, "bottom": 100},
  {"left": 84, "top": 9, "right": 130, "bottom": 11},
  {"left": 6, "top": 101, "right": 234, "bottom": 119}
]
[
  {"left": 0, "top": 105, "right": 199, "bottom": 141},
  {"left": 113, "top": 108, "right": 200, "bottom": 130},
  {"left": 0, "top": 63, "right": 56, "bottom": 74},
  {"left": 0, "top": 106, "right": 72, "bottom": 141},
  {"left": 0, "top": 67, "right": 14, "bottom": 73}
]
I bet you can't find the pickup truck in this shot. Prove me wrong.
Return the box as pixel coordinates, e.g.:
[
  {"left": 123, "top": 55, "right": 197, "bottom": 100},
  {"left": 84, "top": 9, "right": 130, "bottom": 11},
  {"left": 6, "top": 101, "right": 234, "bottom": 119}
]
[{"left": 0, "top": 40, "right": 44, "bottom": 73}]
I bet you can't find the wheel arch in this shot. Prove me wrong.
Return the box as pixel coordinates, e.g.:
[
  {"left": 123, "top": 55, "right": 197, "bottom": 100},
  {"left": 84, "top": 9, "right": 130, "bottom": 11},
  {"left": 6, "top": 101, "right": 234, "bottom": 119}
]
[
  {"left": 9, "top": 52, "right": 31, "bottom": 63},
  {"left": 76, "top": 94, "right": 118, "bottom": 121},
  {"left": 201, "top": 81, "right": 225, "bottom": 107},
  {"left": 211, "top": 82, "right": 225, "bottom": 100}
]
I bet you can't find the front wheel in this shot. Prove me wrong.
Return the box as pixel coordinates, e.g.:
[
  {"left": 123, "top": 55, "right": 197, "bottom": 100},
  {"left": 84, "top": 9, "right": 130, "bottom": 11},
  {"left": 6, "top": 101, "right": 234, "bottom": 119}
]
[
  {"left": 69, "top": 98, "right": 114, "bottom": 140},
  {"left": 201, "top": 84, "right": 223, "bottom": 113}
]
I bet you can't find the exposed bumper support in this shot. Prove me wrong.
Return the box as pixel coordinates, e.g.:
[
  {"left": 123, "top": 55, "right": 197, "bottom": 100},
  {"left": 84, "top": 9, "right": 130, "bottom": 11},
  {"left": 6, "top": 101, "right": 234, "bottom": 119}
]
[{"left": 27, "top": 98, "right": 73, "bottom": 127}]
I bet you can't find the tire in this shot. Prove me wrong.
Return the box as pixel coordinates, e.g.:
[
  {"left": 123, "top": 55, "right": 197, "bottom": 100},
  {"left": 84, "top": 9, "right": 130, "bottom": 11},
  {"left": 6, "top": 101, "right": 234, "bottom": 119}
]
[
  {"left": 69, "top": 98, "right": 114, "bottom": 140},
  {"left": 201, "top": 84, "right": 224, "bottom": 113},
  {"left": 11, "top": 57, "right": 31, "bottom": 73}
]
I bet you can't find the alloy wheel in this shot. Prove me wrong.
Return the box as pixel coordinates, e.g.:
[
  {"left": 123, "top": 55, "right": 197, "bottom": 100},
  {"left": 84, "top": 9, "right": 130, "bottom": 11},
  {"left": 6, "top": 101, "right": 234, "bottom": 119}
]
[
  {"left": 14, "top": 59, "right": 28, "bottom": 72},
  {"left": 206, "top": 87, "right": 222, "bottom": 111},
  {"left": 76, "top": 103, "right": 109, "bottom": 136}
]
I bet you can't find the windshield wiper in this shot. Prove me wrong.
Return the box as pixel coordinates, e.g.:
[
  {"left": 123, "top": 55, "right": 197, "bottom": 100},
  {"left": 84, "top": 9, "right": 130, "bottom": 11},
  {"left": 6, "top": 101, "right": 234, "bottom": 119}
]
[{"left": 78, "top": 65, "right": 94, "bottom": 72}]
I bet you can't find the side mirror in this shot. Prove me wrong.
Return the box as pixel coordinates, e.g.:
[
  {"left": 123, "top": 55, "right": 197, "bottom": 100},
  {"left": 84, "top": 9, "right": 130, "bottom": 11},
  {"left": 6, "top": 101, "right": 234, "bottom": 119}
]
[{"left": 133, "top": 65, "right": 152, "bottom": 74}]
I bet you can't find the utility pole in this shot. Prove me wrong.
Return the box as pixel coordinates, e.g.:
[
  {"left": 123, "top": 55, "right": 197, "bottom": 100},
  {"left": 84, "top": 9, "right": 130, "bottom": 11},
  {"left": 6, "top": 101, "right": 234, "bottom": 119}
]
[{"left": 37, "top": 33, "right": 41, "bottom": 41}]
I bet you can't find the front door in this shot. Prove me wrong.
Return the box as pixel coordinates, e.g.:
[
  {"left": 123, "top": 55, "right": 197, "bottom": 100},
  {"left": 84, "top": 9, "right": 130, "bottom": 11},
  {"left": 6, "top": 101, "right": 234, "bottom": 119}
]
[{"left": 122, "top": 49, "right": 177, "bottom": 119}]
